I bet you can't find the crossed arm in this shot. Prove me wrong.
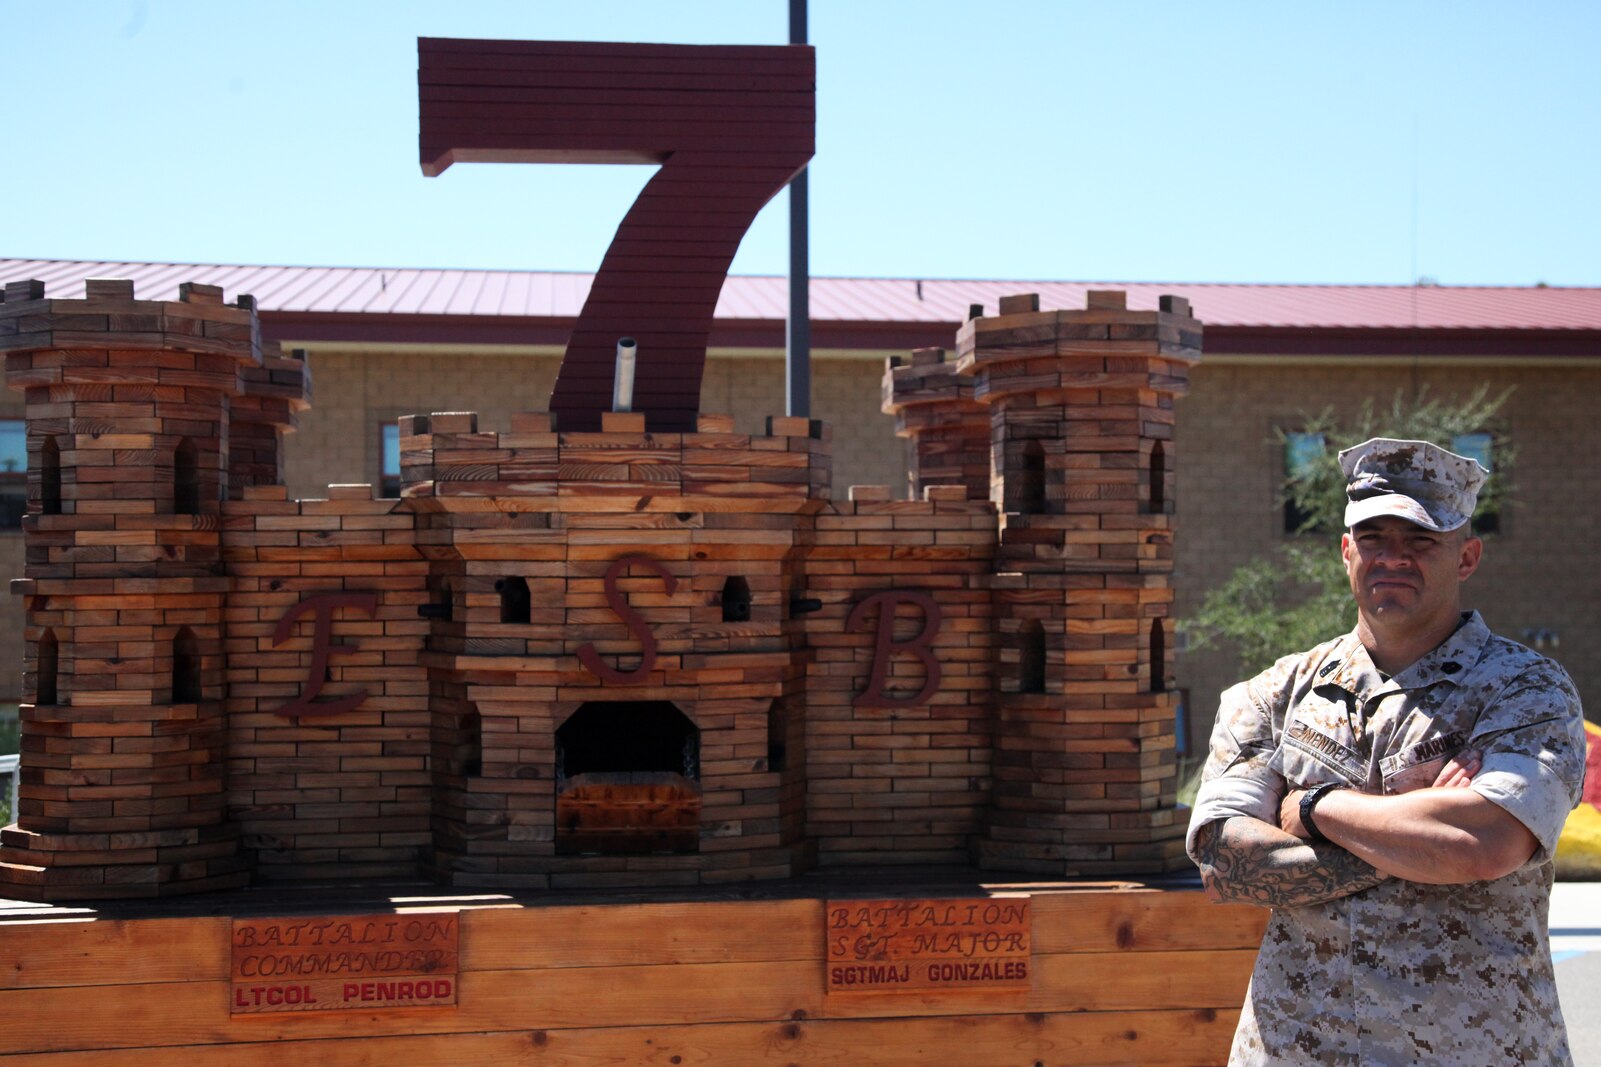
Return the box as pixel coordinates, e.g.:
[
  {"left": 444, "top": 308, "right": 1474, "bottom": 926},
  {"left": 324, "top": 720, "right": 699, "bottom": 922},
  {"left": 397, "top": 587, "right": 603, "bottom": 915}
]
[
  {"left": 1193, "top": 750, "right": 1538, "bottom": 907},
  {"left": 1190, "top": 815, "right": 1389, "bottom": 908}
]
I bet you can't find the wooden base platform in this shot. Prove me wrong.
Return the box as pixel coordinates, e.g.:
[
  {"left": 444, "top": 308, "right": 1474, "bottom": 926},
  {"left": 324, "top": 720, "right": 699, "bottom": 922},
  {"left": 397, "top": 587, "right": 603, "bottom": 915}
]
[{"left": 0, "top": 868, "right": 1265, "bottom": 1066}]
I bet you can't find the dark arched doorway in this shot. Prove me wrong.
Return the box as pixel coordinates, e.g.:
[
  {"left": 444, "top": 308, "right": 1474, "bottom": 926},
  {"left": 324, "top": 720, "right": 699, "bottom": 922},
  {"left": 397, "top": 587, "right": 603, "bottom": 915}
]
[{"left": 554, "top": 701, "right": 700, "bottom": 855}]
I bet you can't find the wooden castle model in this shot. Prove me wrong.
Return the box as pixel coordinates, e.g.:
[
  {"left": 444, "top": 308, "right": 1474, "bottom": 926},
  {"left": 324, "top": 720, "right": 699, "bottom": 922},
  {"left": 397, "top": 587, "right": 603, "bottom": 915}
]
[
  {"left": 0, "top": 275, "right": 1199, "bottom": 900},
  {"left": 0, "top": 39, "right": 1210, "bottom": 901}
]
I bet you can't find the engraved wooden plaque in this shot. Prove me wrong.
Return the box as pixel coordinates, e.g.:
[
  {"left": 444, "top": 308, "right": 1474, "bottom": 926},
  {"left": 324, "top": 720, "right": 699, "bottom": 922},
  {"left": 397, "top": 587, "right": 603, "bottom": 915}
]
[
  {"left": 231, "top": 914, "right": 459, "bottom": 1014},
  {"left": 825, "top": 898, "right": 1032, "bottom": 994}
]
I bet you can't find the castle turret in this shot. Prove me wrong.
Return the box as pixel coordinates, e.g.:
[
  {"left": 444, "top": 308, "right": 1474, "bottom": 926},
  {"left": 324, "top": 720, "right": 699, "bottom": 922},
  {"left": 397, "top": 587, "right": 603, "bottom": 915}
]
[
  {"left": 405, "top": 409, "right": 831, "bottom": 888},
  {"left": 0, "top": 278, "right": 258, "bottom": 898},
  {"left": 230, "top": 341, "right": 310, "bottom": 493},
  {"left": 963, "top": 290, "right": 1200, "bottom": 876},
  {"left": 881, "top": 345, "right": 991, "bottom": 503}
]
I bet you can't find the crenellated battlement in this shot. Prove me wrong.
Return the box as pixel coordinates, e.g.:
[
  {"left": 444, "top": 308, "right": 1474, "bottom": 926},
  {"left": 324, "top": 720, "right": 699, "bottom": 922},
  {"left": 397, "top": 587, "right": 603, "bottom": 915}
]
[
  {"left": 396, "top": 409, "right": 832, "bottom": 512},
  {"left": 0, "top": 277, "right": 264, "bottom": 364}
]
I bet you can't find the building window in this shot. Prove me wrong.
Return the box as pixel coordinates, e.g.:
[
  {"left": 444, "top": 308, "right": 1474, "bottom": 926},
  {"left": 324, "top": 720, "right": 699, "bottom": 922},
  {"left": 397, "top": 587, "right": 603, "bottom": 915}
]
[
  {"left": 0, "top": 420, "right": 27, "bottom": 528},
  {"left": 1283, "top": 431, "right": 1327, "bottom": 534},
  {"left": 380, "top": 423, "right": 400, "bottom": 498},
  {"left": 1451, "top": 432, "right": 1500, "bottom": 534}
]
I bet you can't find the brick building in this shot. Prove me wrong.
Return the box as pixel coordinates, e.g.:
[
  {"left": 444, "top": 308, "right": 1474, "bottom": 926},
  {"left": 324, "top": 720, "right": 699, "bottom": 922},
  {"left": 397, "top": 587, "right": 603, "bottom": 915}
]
[{"left": 3, "top": 259, "right": 1599, "bottom": 763}]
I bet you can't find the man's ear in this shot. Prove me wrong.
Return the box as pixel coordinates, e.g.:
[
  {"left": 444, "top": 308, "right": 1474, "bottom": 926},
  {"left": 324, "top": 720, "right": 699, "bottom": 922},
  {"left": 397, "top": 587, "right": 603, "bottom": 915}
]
[
  {"left": 1340, "top": 531, "right": 1354, "bottom": 565},
  {"left": 1457, "top": 535, "right": 1484, "bottom": 580}
]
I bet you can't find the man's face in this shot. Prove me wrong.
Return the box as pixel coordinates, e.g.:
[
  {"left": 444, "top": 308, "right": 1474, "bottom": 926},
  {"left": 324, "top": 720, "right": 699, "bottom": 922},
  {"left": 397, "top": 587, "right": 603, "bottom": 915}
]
[{"left": 1341, "top": 515, "right": 1483, "bottom": 631}]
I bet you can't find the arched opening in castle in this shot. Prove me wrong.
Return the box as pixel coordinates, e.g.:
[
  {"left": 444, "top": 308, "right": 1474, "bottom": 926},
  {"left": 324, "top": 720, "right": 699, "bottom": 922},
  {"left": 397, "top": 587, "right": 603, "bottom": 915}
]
[
  {"left": 173, "top": 438, "right": 201, "bottom": 516},
  {"left": 38, "top": 436, "right": 60, "bottom": 516},
  {"left": 1149, "top": 440, "right": 1166, "bottom": 513},
  {"left": 555, "top": 701, "right": 701, "bottom": 856},
  {"left": 1018, "top": 620, "right": 1047, "bottom": 694},
  {"left": 1150, "top": 618, "right": 1167, "bottom": 694},
  {"left": 719, "top": 575, "right": 752, "bottom": 623},
  {"left": 497, "top": 576, "right": 531, "bottom": 625},
  {"left": 1016, "top": 438, "right": 1047, "bottom": 514},
  {"left": 171, "top": 626, "right": 201, "bottom": 704},
  {"left": 33, "top": 628, "right": 56, "bottom": 707}
]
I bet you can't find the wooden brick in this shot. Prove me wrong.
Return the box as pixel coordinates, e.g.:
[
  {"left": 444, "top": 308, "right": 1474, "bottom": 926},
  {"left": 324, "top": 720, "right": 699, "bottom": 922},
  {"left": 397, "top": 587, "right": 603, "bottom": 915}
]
[
  {"left": 997, "top": 292, "right": 1040, "bottom": 314},
  {"left": 427, "top": 411, "right": 478, "bottom": 433},
  {"left": 600, "top": 411, "right": 646, "bottom": 433},
  {"left": 1085, "top": 289, "right": 1128, "bottom": 310}
]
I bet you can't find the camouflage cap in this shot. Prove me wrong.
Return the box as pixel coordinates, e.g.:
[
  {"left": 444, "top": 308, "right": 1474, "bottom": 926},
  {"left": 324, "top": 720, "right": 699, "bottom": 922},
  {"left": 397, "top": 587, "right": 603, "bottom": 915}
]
[{"left": 1338, "top": 437, "right": 1488, "bottom": 533}]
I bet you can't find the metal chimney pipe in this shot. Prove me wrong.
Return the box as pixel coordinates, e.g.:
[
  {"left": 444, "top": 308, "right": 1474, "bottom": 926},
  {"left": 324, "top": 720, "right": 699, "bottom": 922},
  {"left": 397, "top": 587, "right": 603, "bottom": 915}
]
[{"left": 613, "top": 337, "right": 638, "bottom": 412}]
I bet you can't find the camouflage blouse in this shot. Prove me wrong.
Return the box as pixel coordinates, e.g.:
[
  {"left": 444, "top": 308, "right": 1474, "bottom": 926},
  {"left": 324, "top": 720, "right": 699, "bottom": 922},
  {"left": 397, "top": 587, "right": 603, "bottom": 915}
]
[{"left": 1187, "top": 611, "right": 1586, "bottom": 1066}]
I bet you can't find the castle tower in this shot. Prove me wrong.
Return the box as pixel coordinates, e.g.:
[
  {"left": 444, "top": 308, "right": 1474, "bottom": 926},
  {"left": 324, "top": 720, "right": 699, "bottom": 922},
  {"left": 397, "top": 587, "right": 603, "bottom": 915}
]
[
  {"left": 405, "top": 409, "right": 829, "bottom": 888},
  {"left": 230, "top": 341, "right": 310, "bottom": 493},
  {"left": 881, "top": 346, "right": 991, "bottom": 502},
  {"left": 965, "top": 290, "right": 1200, "bottom": 876},
  {"left": 0, "top": 278, "right": 258, "bottom": 898}
]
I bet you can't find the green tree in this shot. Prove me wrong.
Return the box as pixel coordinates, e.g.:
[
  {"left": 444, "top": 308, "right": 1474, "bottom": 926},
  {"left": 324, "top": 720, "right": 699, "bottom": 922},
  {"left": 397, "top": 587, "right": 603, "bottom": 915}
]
[{"left": 1182, "top": 386, "right": 1512, "bottom": 678}]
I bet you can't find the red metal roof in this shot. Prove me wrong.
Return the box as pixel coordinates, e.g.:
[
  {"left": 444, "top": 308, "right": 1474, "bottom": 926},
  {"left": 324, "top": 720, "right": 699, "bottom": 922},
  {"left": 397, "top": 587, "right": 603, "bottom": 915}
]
[{"left": 4, "top": 258, "right": 1600, "bottom": 332}]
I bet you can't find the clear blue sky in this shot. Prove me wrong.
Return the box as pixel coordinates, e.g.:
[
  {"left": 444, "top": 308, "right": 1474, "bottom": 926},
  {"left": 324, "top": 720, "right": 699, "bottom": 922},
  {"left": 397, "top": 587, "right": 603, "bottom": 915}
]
[{"left": 4, "top": 1, "right": 1598, "bottom": 286}]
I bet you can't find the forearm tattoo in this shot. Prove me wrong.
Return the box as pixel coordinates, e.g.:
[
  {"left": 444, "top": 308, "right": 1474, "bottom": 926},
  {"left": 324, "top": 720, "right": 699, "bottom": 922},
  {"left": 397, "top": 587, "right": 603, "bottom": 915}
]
[{"left": 1193, "top": 817, "right": 1387, "bottom": 908}]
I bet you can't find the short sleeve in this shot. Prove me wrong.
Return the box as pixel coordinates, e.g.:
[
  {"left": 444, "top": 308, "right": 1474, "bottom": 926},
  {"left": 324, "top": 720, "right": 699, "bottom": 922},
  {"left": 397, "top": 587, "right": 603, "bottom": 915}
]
[
  {"left": 1185, "top": 672, "right": 1288, "bottom": 860},
  {"left": 1466, "top": 659, "right": 1587, "bottom": 862}
]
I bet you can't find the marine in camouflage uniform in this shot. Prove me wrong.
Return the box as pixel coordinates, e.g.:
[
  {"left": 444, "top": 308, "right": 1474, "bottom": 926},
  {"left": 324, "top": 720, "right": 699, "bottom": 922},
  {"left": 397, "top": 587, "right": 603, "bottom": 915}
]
[{"left": 1187, "top": 438, "right": 1586, "bottom": 1066}]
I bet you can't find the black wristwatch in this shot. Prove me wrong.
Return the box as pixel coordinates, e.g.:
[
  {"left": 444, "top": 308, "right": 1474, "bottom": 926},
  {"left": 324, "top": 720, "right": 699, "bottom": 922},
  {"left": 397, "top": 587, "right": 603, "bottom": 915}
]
[{"left": 1300, "top": 782, "right": 1346, "bottom": 843}]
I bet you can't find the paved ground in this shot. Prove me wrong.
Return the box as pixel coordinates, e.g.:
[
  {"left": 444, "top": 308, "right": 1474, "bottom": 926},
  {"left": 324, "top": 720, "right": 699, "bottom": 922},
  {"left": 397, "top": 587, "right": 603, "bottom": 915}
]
[{"left": 1552, "top": 881, "right": 1601, "bottom": 1063}]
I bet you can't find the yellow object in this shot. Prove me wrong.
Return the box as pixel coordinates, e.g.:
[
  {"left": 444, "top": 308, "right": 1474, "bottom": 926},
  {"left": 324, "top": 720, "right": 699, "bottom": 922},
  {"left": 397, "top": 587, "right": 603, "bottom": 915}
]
[
  {"left": 1557, "top": 802, "right": 1601, "bottom": 879},
  {"left": 1554, "top": 721, "right": 1601, "bottom": 879}
]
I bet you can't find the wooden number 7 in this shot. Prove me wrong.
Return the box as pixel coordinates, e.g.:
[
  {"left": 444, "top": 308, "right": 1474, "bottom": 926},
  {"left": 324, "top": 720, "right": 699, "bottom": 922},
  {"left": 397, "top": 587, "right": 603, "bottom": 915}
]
[{"left": 419, "top": 38, "right": 816, "bottom": 432}]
